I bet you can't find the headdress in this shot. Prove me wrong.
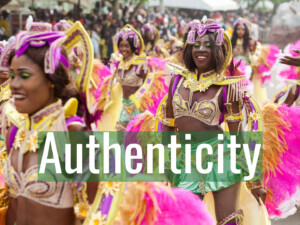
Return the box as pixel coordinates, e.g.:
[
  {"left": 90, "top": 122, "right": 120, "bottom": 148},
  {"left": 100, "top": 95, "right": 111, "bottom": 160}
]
[
  {"left": 0, "top": 41, "right": 15, "bottom": 72},
  {"left": 186, "top": 16, "right": 224, "bottom": 46},
  {"left": 113, "top": 24, "right": 145, "bottom": 54},
  {"left": 141, "top": 24, "right": 160, "bottom": 42},
  {"left": 15, "top": 27, "right": 69, "bottom": 75},
  {"left": 185, "top": 16, "right": 232, "bottom": 74},
  {"left": 26, "top": 16, "right": 53, "bottom": 33},
  {"left": 184, "top": 19, "right": 201, "bottom": 33},
  {"left": 0, "top": 41, "right": 8, "bottom": 56},
  {"left": 141, "top": 24, "right": 156, "bottom": 35},
  {"left": 233, "top": 18, "right": 251, "bottom": 31},
  {"left": 53, "top": 20, "right": 73, "bottom": 32}
]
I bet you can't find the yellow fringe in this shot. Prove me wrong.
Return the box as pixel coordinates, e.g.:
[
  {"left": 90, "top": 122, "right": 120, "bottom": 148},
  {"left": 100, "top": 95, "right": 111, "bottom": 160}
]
[
  {"left": 97, "top": 75, "right": 114, "bottom": 111},
  {"left": 140, "top": 71, "right": 165, "bottom": 111},
  {"left": 262, "top": 102, "right": 290, "bottom": 183}
]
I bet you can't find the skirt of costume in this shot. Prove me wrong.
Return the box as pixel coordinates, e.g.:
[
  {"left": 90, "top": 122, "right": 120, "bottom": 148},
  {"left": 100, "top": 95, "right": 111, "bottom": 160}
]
[{"left": 173, "top": 137, "right": 242, "bottom": 194}]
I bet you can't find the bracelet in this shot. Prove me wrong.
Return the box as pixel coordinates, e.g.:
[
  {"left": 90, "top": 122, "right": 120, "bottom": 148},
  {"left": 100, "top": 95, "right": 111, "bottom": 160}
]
[{"left": 246, "top": 182, "right": 263, "bottom": 190}]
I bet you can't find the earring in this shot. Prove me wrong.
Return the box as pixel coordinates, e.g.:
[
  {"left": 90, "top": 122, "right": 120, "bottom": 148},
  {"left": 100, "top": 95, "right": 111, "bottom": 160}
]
[{"left": 50, "top": 84, "right": 55, "bottom": 88}]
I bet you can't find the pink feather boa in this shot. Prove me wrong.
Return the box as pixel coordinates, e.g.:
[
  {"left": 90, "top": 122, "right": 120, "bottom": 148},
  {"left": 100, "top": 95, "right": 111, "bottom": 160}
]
[
  {"left": 258, "top": 45, "right": 279, "bottom": 85},
  {"left": 264, "top": 104, "right": 300, "bottom": 218},
  {"left": 141, "top": 185, "right": 215, "bottom": 225}
]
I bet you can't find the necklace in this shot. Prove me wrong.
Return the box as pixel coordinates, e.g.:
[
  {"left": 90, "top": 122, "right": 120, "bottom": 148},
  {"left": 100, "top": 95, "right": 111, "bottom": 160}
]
[
  {"left": 13, "top": 100, "right": 64, "bottom": 154},
  {"left": 183, "top": 70, "right": 219, "bottom": 92}
]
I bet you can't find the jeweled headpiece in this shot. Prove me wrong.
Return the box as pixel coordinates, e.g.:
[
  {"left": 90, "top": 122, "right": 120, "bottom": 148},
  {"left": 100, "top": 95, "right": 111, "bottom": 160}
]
[
  {"left": 53, "top": 20, "right": 72, "bottom": 31},
  {"left": 141, "top": 24, "right": 156, "bottom": 35},
  {"left": 0, "top": 41, "right": 15, "bottom": 72},
  {"left": 233, "top": 18, "right": 251, "bottom": 31},
  {"left": 26, "top": 16, "right": 53, "bottom": 32},
  {"left": 186, "top": 17, "right": 224, "bottom": 46},
  {"left": 15, "top": 31, "right": 69, "bottom": 74},
  {"left": 0, "top": 40, "right": 8, "bottom": 56},
  {"left": 113, "top": 24, "right": 144, "bottom": 54},
  {"left": 184, "top": 19, "right": 201, "bottom": 33}
]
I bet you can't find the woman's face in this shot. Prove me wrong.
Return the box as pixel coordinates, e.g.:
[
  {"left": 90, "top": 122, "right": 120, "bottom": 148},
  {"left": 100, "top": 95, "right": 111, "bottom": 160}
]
[
  {"left": 192, "top": 34, "right": 213, "bottom": 73},
  {"left": 236, "top": 24, "right": 246, "bottom": 38},
  {"left": 146, "top": 30, "right": 155, "bottom": 41},
  {"left": 9, "top": 54, "right": 55, "bottom": 115},
  {"left": 119, "top": 40, "right": 133, "bottom": 60},
  {"left": 0, "top": 70, "right": 10, "bottom": 85}
]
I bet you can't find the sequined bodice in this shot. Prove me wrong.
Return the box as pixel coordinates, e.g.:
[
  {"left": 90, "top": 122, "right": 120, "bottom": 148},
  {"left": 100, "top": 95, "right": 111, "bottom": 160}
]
[
  {"left": 116, "top": 65, "right": 144, "bottom": 87},
  {"left": 2, "top": 100, "right": 73, "bottom": 208},
  {"left": 172, "top": 78, "right": 222, "bottom": 126}
]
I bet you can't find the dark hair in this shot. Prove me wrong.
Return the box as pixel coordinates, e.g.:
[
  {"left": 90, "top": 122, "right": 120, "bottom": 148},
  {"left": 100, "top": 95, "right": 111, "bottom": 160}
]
[
  {"left": 231, "top": 23, "right": 250, "bottom": 53},
  {"left": 8, "top": 45, "right": 80, "bottom": 105},
  {"left": 183, "top": 32, "right": 226, "bottom": 74},
  {"left": 117, "top": 37, "right": 137, "bottom": 54},
  {"left": 142, "top": 29, "right": 156, "bottom": 51}
]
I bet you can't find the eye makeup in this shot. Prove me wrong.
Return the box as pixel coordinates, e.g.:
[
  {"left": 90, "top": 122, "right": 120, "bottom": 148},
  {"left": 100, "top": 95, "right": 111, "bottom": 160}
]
[
  {"left": 10, "top": 72, "right": 16, "bottom": 78},
  {"left": 21, "top": 72, "right": 31, "bottom": 79}
]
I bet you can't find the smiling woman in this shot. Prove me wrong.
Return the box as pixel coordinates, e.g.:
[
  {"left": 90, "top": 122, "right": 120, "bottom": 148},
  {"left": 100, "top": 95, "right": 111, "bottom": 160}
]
[
  {"left": 159, "top": 17, "right": 269, "bottom": 225},
  {"left": 2, "top": 23, "right": 84, "bottom": 225},
  {"left": 97, "top": 24, "right": 167, "bottom": 132}
]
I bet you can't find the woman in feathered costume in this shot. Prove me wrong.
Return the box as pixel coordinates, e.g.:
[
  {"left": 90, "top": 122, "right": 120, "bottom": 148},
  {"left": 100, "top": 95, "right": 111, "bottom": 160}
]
[
  {"left": 1, "top": 21, "right": 90, "bottom": 225},
  {"left": 97, "top": 24, "right": 167, "bottom": 131},
  {"left": 151, "top": 17, "right": 271, "bottom": 225},
  {"left": 141, "top": 24, "right": 169, "bottom": 58},
  {"left": 231, "top": 18, "right": 279, "bottom": 106}
]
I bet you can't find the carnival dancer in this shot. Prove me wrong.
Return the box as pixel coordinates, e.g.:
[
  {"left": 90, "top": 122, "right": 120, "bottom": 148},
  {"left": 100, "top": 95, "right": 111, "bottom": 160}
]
[
  {"left": 97, "top": 24, "right": 167, "bottom": 131},
  {"left": 141, "top": 24, "right": 169, "bottom": 58},
  {"left": 231, "top": 18, "right": 279, "bottom": 106},
  {"left": 2, "top": 23, "right": 86, "bottom": 225},
  {"left": 152, "top": 17, "right": 270, "bottom": 225},
  {"left": 0, "top": 41, "right": 11, "bottom": 142}
]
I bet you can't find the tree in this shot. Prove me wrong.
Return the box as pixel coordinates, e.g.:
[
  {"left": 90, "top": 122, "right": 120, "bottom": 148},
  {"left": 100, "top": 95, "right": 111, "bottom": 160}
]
[
  {"left": 269, "top": 0, "right": 290, "bottom": 15},
  {"left": 0, "top": 0, "right": 11, "bottom": 8},
  {"left": 106, "top": 0, "right": 148, "bottom": 22}
]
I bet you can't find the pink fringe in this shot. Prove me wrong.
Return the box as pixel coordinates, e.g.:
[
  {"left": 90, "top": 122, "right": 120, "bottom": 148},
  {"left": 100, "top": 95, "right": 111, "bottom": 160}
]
[
  {"left": 264, "top": 104, "right": 300, "bottom": 218},
  {"left": 141, "top": 186, "right": 214, "bottom": 225},
  {"left": 147, "top": 74, "right": 168, "bottom": 115},
  {"left": 148, "top": 57, "right": 168, "bottom": 71},
  {"left": 93, "top": 62, "right": 112, "bottom": 102},
  {"left": 258, "top": 45, "right": 279, "bottom": 85}
]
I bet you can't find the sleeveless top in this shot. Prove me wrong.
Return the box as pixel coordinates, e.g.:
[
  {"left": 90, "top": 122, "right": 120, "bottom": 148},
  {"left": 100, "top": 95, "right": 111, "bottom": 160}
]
[{"left": 2, "top": 100, "right": 81, "bottom": 208}]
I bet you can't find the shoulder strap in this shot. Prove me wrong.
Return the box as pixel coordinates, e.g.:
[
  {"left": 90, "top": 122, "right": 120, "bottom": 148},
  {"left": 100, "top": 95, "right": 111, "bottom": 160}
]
[
  {"left": 219, "top": 85, "right": 227, "bottom": 125},
  {"left": 8, "top": 125, "right": 18, "bottom": 151},
  {"left": 172, "top": 75, "right": 181, "bottom": 97}
]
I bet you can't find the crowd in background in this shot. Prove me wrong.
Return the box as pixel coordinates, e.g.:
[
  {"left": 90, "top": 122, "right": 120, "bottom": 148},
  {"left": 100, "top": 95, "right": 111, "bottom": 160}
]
[{"left": 0, "top": 1, "right": 273, "bottom": 62}]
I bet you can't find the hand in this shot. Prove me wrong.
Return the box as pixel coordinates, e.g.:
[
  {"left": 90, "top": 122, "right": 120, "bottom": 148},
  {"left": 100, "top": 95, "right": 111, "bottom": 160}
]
[
  {"left": 280, "top": 49, "right": 300, "bottom": 66},
  {"left": 251, "top": 187, "right": 267, "bottom": 206}
]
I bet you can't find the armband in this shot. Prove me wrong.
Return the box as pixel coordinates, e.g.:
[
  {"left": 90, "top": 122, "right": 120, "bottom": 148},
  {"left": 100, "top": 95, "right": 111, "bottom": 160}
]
[
  {"left": 246, "top": 182, "right": 263, "bottom": 190},
  {"left": 162, "top": 118, "right": 175, "bottom": 127}
]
